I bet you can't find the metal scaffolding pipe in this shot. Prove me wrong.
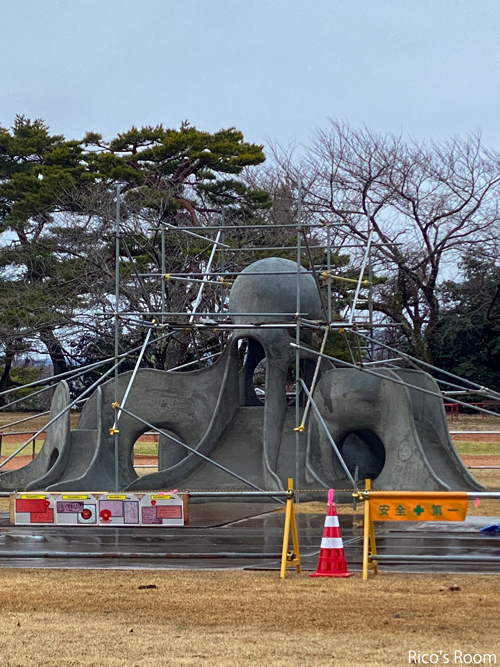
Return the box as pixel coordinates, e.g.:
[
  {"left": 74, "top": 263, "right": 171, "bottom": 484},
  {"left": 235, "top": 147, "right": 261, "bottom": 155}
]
[
  {"left": 186, "top": 491, "right": 290, "bottom": 497},
  {"left": 300, "top": 329, "right": 328, "bottom": 428},
  {"left": 0, "top": 551, "right": 288, "bottom": 560},
  {"left": 354, "top": 330, "right": 500, "bottom": 401},
  {"left": 118, "top": 406, "right": 284, "bottom": 501},
  {"left": 101, "top": 312, "right": 305, "bottom": 317},
  {"left": 167, "top": 222, "right": 341, "bottom": 231},
  {"left": 0, "top": 360, "right": 123, "bottom": 471},
  {"left": 349, "top": 228, "right": 373, "bottom": 325},
  {"left": 0, "top": 329, "right": 178, "bottom": 405},
  {"left": 114, "top": 327, "right": 153, "bottom": 427},
  {"left": 299, "top": 380, "right": 356, "bottom": 489},
  {"left": 138, "top": 271, "right": 328, "bottom": 277},
  {"left": 189, "top": 230, "right": 223, "bottom": 322},
  {"left": 371, "top": 555, "right": 500, "bottom": 562},
  {"left": 292, "top": 343, "right": 500, "bottom": 420},
  {"left": 213, "top": 245, "right": 327, "bottom": 252},
  {"left": 162, "top": 222, "right": 230, "bottom": 248}
]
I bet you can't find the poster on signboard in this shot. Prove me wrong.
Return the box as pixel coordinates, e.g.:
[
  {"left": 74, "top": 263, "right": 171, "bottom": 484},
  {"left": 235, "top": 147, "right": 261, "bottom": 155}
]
[
  {"left": 140, "top": 493, "right": 184, "bottom": 526},
  {"left": 14, "top": 493, "right": 56, "bottom": 525},
  {"left": 97, "top": 493, "right": 141, "bottom": 526},
  {"left": 54, "top": 494, "right": 98, "bottom": 525}
]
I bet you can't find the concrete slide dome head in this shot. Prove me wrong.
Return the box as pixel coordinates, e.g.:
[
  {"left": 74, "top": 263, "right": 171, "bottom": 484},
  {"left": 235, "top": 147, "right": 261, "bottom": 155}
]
[{"left": 229, "top": 257, "right": 322, "bottom": 324}]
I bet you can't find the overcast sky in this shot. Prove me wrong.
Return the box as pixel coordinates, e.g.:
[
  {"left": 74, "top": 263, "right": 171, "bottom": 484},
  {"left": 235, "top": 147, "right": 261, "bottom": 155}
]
[{"left": 1, "top": 0, "right": 500, "bottom": 152}]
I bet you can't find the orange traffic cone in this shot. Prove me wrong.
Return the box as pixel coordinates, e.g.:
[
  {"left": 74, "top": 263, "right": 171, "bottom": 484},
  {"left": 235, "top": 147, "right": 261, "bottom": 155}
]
[{"left": 310, "top": 489, "right": 354, "bottom": 578}]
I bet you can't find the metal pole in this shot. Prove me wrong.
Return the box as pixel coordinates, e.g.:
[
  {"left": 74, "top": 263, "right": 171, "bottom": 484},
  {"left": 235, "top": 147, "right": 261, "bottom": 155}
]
[
  {"left": 220, "top": 208, "right": 225, "bottom": 351},
  {"left": 114, "top": 327, "right": 153, "bottom": 427},
  {"left": 114, "top": 183, "right": 121, "bottom": 491},
  {"left": 352, "top": 465, "right": 359, "bottom": 511},
  {"left": 295, "top": 180, "right": 302, "bottom": 495},
  {"left": 189, "top": 231, "right": 222, "bottom": 323},
  {"left": 186, "top": 491, "right": 289, "bottom": 497},
  {"left": 161, "top": 228, "right": 166, "bottom": 324},
  {"left": 160, "top": 222, "right": 341, "bottom": 231},
  {"left": 363, "top": 358, "right": 404, "bottom": 366},
  {"left": 0, "top": 551, "right": 294, "bottom": 560},
  {"left": 166, "top": 351, "right": 221, "bottom": 372},
  {"left": 367, "top": 205, "right": 374, "bottom": 359},
  {"left": 349, "top": 229, "right": 373, "bottom": 325},
  {"left": 161, "top": 222, "right": 230, "bottom": 248},
  {"left": 327, "top": 225, "right": 332, "bottom": 322},
  {"left": 300, "top": 329, "right": 328, "bottom": 427}
]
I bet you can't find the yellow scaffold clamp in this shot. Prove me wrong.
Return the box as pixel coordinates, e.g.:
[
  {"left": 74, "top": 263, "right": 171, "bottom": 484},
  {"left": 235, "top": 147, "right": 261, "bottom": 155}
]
[
  {"left": 109, "top": 427, "right": 120, "bottom": 436},
  {"left": 294, "top": 424, "right": 305, "bottom": 432},
  {"left": 164, "top": 273, "right": 171, "bottom": 281}
]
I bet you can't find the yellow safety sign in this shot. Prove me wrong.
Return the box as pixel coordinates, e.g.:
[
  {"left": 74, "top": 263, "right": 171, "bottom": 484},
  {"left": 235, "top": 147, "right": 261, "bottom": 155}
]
[
  {"left": 360, "top": 486, "right": 469, "bottom": 580},
  {"left": 371, "top": 492, "right": 468, "bottom": 522}
]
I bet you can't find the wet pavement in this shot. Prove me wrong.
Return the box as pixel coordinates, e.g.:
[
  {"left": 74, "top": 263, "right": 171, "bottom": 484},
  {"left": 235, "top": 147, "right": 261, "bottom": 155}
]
[{"left": 0, "top": 505, "right": 499, "bottom": 574}]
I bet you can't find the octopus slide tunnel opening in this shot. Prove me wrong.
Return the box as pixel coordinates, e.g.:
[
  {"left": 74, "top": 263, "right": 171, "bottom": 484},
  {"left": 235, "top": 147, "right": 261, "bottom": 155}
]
[{"left": 338, "top": 429, "right": 386, "bottom": 480}]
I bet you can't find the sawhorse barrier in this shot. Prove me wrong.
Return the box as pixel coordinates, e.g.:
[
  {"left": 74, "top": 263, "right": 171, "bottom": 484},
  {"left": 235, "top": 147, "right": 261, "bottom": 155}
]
[{"left": 356, "top": 480, "right": 500, "bottom": 580}]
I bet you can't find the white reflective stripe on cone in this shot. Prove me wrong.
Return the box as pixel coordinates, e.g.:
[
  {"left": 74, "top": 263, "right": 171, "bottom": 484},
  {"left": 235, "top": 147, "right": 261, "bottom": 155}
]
[
  {"left": 321, "top": 537, "right": 343, "bottom": 549},
  {"left": 325, "top": 515, "right": 339, "bottom": 527}
]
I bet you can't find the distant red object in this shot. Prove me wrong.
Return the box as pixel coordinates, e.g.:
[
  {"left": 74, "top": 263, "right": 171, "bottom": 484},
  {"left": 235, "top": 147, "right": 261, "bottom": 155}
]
[{"left": 445, "top": 402, "right": 460, "bottom": 422}]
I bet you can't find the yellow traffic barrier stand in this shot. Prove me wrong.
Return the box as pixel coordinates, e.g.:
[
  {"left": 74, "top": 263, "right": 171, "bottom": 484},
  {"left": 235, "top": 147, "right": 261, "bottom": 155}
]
[
  {"left": 357, "top": 482, "right": 468, "bottom": 580},
  {"left": 361, "top": 479, "right": 378, "bottom": 580},
  {"left": 280, "top": 478, "right": 301, "bottom": 579}
]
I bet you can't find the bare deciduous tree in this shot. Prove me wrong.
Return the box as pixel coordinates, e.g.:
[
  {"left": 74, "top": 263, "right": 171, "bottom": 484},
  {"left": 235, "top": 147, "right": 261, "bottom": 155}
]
[{"left": 269, "top": 120, "right": 500, "bottom": 361}]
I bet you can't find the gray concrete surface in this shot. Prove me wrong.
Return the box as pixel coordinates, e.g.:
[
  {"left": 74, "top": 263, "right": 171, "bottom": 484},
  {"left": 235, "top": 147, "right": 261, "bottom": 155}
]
[
  {"left": 308, "top": 367, "right": 486, "bottom": 491},
  {"left": 0, "top": 381, "right": 71, "bottom": 491},
  {"left": 0, "top": 506, "right": 498, "bottom": 574}
]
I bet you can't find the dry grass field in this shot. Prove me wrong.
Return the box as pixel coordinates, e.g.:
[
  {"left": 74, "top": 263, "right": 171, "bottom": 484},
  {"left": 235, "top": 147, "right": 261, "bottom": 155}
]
[
  {"left": 0, "top": 411, "right": 81, "bottom": 434},
  {"left": 0, "top": 411, "right": 499, "bottom": 666},
  {"left": 447, "top": 413, "right": 500, "bottom": 431},
  {"left": 0, "top": 569, "right": 499, "bottom": 667}
]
